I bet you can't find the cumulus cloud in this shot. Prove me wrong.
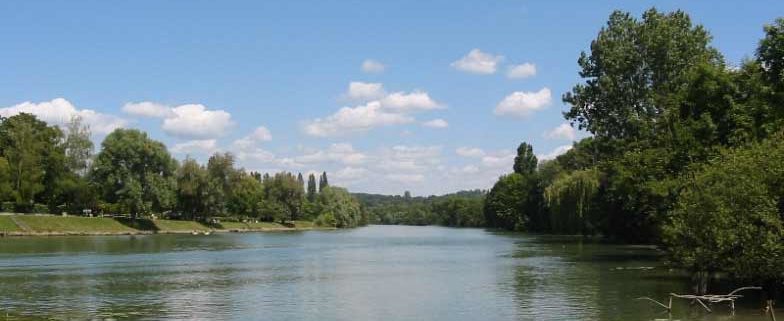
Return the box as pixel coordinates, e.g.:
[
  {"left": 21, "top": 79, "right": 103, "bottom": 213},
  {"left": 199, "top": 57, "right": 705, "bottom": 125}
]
[
  {"left": 538, "top": 145, "right": 573, "bottom": 161},
  {"left": 381, "top": 91, "right": 442, "bottom": 112},
  {"left": 507, "top": 63, "right": 537, "bottom": 79},
  {"left": 481, "top": 151, "right": 516, "bottom": 168},
  {"left": 385, "top": 173, "right": 425, "bottom": 183},
  {"left": 171, "top": 139, "right": 219, "bottom": 154},
  {"left": 0, "top": 98, "right": 127, "bottom": 134},
  {"left": 422, "top": 118, "right": 448, "bottom": 128},
  {"left": 494, "top": 87, "right": 552, "bottom": 117},
  {"left": 346, "top": 81, "right": 386, "bottom": 101},
  {"left": 455, "top": 147, "right": 486, "bottom": 158},
  {"left": 544, "top": 123, "right": 576, "bottom": 140},
  {"left": 162, "top": 104, "right": 234, "bottom": 139},
  {"left": 451, "top": 49, "right": 504, "bottom": 74},
  {"left": 361, "top": 59, "right": 385, "bottom": 73},
  {"left": 122, "top": 101, "right": 173, "bottom": 118},
  {"left": 296, "top": 143, "right": 367, "bottom": 165},
  {"left": 303, "top": 101, "right": 414, "bottom": 137},
  {"left": 334, "top": 166, "right": 370, "bottom": 181},
  {"left": 248, "top": 126, "right": 272, "bottom": 141},
  {"left": 231, "top": 126, "right": 273, "bottom": 155}
]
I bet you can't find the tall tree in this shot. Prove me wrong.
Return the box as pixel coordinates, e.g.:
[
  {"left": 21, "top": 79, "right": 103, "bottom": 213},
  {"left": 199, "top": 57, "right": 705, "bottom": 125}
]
[
  {"left": 91, "top": 129, "right": 177, "bottom": 217},
  {"left": 563, "top": 9, "right": 721, "bottom": 139},
  {"left": 306, "top": 173, "right": 317, "bottom": 202},
  {"left": 265, "top": 172, "right": 304, "bottom": 223},
  {"left": 63, "top": 116, "right": 93, "bottom": 176},
  {"left": 513, "top": 142, "right": 537, "bottom": 175},
  {"left": 207, "top": 152, "right": 239, "bottom": 215},
  {"left": 0, "top": 113, "right": 64, "bottom": 209},
  {"left": 176, "top": 157, "right": 221, "bottom": 220},
  {"left": 319, "top": 171, "right": 329, "bottom": 191},
  {"left": 297, "top": 172, "right": 305, "bottom": 192}
]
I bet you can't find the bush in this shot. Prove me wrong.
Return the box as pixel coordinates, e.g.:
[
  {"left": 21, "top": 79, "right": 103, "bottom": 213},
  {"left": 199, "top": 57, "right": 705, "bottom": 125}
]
[
  {"left": 314, "top": 212, "right": 336, "bottom": 227},
  {"left": 32, "top": 203, "right": 50, "bottom": 214},
  {"left": 0, "top": 201, "right": 14, "bottom": 213},
  {"left": 663, "top": 134, "right": 784, "bottom": 283}
]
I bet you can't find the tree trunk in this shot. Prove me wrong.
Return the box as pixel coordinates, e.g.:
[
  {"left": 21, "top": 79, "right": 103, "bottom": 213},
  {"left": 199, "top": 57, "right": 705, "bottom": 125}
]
[{"left": 693, "top": 271, "right": 709, "bottom": 295}]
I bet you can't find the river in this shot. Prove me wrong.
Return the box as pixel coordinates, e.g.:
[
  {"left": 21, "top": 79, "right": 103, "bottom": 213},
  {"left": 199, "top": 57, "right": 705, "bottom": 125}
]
[{"left": 0, "top": 225, "right": 769, "bottom": 320}]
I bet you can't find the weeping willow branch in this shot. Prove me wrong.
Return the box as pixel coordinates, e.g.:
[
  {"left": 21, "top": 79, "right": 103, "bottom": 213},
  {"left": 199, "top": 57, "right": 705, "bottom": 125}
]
[{"left": 544, "top": 168, "right": 600, "bottom": 234}]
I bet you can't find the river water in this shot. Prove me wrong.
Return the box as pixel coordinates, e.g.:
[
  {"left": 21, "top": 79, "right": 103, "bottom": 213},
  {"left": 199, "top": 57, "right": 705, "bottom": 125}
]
[{"left": 0, "top": 225, "right": 770, "bottom": 320}]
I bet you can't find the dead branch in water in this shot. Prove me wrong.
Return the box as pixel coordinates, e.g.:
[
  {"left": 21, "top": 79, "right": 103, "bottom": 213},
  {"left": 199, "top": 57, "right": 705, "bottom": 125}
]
[{"left": 637, "top": 286, "right": 763, "bottom": 313}]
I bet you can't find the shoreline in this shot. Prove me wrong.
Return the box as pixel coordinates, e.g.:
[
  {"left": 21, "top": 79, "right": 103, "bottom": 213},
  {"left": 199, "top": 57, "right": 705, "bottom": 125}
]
[
  {"left": 0, "top": 227, "right": 335, "bottom": 237},
  {"left": 0, "top": 214, "right": 333, "bottom": 237}
]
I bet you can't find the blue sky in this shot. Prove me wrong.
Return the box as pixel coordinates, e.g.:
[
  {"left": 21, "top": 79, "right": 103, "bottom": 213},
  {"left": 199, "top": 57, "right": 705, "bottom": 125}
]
[{"left": 1, "top": 1, "right": 781, "bottom": 195}]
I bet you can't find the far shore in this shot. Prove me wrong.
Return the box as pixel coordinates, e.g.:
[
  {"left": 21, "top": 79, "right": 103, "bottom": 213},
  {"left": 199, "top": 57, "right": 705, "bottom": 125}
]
[{"left": 0, "top": 213, "right": 333, "bottom": 237}]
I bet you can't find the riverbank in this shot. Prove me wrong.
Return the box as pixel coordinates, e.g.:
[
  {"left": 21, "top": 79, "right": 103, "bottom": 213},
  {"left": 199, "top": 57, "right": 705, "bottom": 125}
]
[{"left": 0, "top": 214, "right": 329, "bottom": 237}]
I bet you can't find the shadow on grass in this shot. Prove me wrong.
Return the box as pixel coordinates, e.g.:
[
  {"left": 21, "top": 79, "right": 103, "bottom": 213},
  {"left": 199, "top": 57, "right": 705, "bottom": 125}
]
[{"left": 114, "top": 218, "right": 159, "bottom": 232}]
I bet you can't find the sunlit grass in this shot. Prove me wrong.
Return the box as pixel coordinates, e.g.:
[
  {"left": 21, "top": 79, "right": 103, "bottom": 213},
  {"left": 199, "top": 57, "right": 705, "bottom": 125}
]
[{"left": 14, "top": 215, "right": 137, "bottom": 233}]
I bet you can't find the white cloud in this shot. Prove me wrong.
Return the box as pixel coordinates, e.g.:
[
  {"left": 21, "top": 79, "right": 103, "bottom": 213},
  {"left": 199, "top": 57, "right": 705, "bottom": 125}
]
[
  {"left": 162, "top": 104, "right": 234, "bottom": 139},
  {"left": 538, "top": 145, "right": 573, "bottom": 161},
  {"left": 171, "top": 139, "right": 219, "bottom": 154},
  {"left": 0, "top": 98, "right": 127, "bottom": 134},
  {"left": 122, "top": 101, "right": 173, "bottom": 118},
  {"left": 544, "top": 123, "right": 576, "bottom": 140},
  {"left": 451, "top": 49, "right": 503, "bottom": 74},
  {"left": 334, "top": 166, "right": 370, "bottom": 181},
  {"left": 346, "top": 81, "right": 386, "bottom": 101},
  {"left": 494, "top": 87, "right": 552, "bottom": 117},
  {"left": 481, "top": 151, "right": 515, "bottom": 169},
  {"left": 385, "top": 173, "right": 425, "bottom": 183},
  {"left": 296, "top": 143, "right": 367, "bottom": 165},
  {"left": 381, "top": 91, "right": 442, "bottom": 112},
  {"left": 455, "top": 147, "right": 486, "bottom": 158},
  {"left": 507, "top": 63, "right": 537, "bottom": 79},
  {"left": 422, "top": 118, "right": 448, "bottom": 128},
  {"left": 303, "top": 101, "right": 414, "bottom": 137},
  {"left": 248, "top": 126, "right": 272, "bottom": 141},
  {"left": 361, "top": 59, "right": 385, "bottom": 73},
  {"left": 231, "top": 126, "right": 273, "bottom": 155}
]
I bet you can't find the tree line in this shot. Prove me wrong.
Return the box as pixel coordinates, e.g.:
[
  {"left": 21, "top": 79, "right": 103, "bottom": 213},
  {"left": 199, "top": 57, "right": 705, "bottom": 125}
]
[
  {"left": 0, "top": 115, "right": 365, "bottom": 228},
  {"left": 484, "top": 9, "right": 784, "bottom": 293},
  {"left": 355, "top": 190, "right": 485, "bottom": 227}
]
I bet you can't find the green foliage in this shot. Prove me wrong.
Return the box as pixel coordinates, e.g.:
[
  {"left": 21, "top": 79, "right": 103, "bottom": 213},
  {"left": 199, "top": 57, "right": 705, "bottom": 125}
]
[
  {"left": 63, "top": 116, "right": 93, "bottom": 176},
  {"left": 563, "top": 9, "right": 720, "bottom": 139},
  {"left": 0, "top": 157, "right": 12, "bottom": 201},
  {"left": 513, "top": 142, "right": 537, "bottom": 175},
  {"left": 316, "top": 186, "right": 362, "bottom": 228},
  {"left": 176, "top": 157, "right": 222, "bottom": 220},
  {"left": 90, "top": 129, "right": 177, "bottom": 217},
  {"left": 663, "top": 136, "right": 784, "bottom": 282},
  {"left": 0, "top": 113, "right": 64, "bottom": 207},
  {"left": 228, "top": 173, "right": 265, "bottom": 218},
  {"left": 265, "top": 172, "right": 305, "bottom": 222},
  {"left": 544, "top": 168, "right": 599, "bottom": 234},
  {"left": 314, "top": 212, "right": 337, "bottom": 227},
  {"left": 356, "top": 190, "right": 485, "bottom": 227},
  {"left": 306, "top": 173, "right": 317, "bottom": 202},
  {"left": 484, "top": 173, "right": 539, "bottom": 230},
  {"left": 318, "top": 171, "right": 329, "bottom": 191}
]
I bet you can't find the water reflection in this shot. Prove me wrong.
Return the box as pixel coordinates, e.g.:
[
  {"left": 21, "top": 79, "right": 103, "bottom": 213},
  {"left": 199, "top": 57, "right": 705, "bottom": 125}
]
[{"left": 0, "top": 226, "right": 772, "bottom": 321}]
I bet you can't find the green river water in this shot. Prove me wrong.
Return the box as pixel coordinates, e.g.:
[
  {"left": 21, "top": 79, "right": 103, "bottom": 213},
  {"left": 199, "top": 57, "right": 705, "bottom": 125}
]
[{"left": 0, "top": 225, "right": 770, "bottom": 320}]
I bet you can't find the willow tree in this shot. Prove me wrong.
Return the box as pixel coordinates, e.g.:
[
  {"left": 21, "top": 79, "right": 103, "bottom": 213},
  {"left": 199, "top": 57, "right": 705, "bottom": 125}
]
[{"left": 544, "top": 169, "right": 600, "bottom": 234}]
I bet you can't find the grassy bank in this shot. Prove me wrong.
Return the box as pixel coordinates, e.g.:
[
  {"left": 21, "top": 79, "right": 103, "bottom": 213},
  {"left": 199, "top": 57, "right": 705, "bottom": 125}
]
[{"left": 0, "top": 214, "right": 327, "bottom": 236}]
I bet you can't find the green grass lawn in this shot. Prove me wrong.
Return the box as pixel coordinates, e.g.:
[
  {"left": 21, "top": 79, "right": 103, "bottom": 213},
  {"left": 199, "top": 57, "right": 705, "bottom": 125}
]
[
  {"left": 291, "top": 220, "right": 315, "bottom": 228},
  {"left": 0, "top": 215, "right": 317, "bottom": 234},
  {"left": 0, "top": 216, "right": 21, "bottom": 232},
  {"left": 152, "top": 219, "right": 212, "bottom": 232},
  {"left": 14, "top": 215, "right": 138, "bottom": 233}
]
